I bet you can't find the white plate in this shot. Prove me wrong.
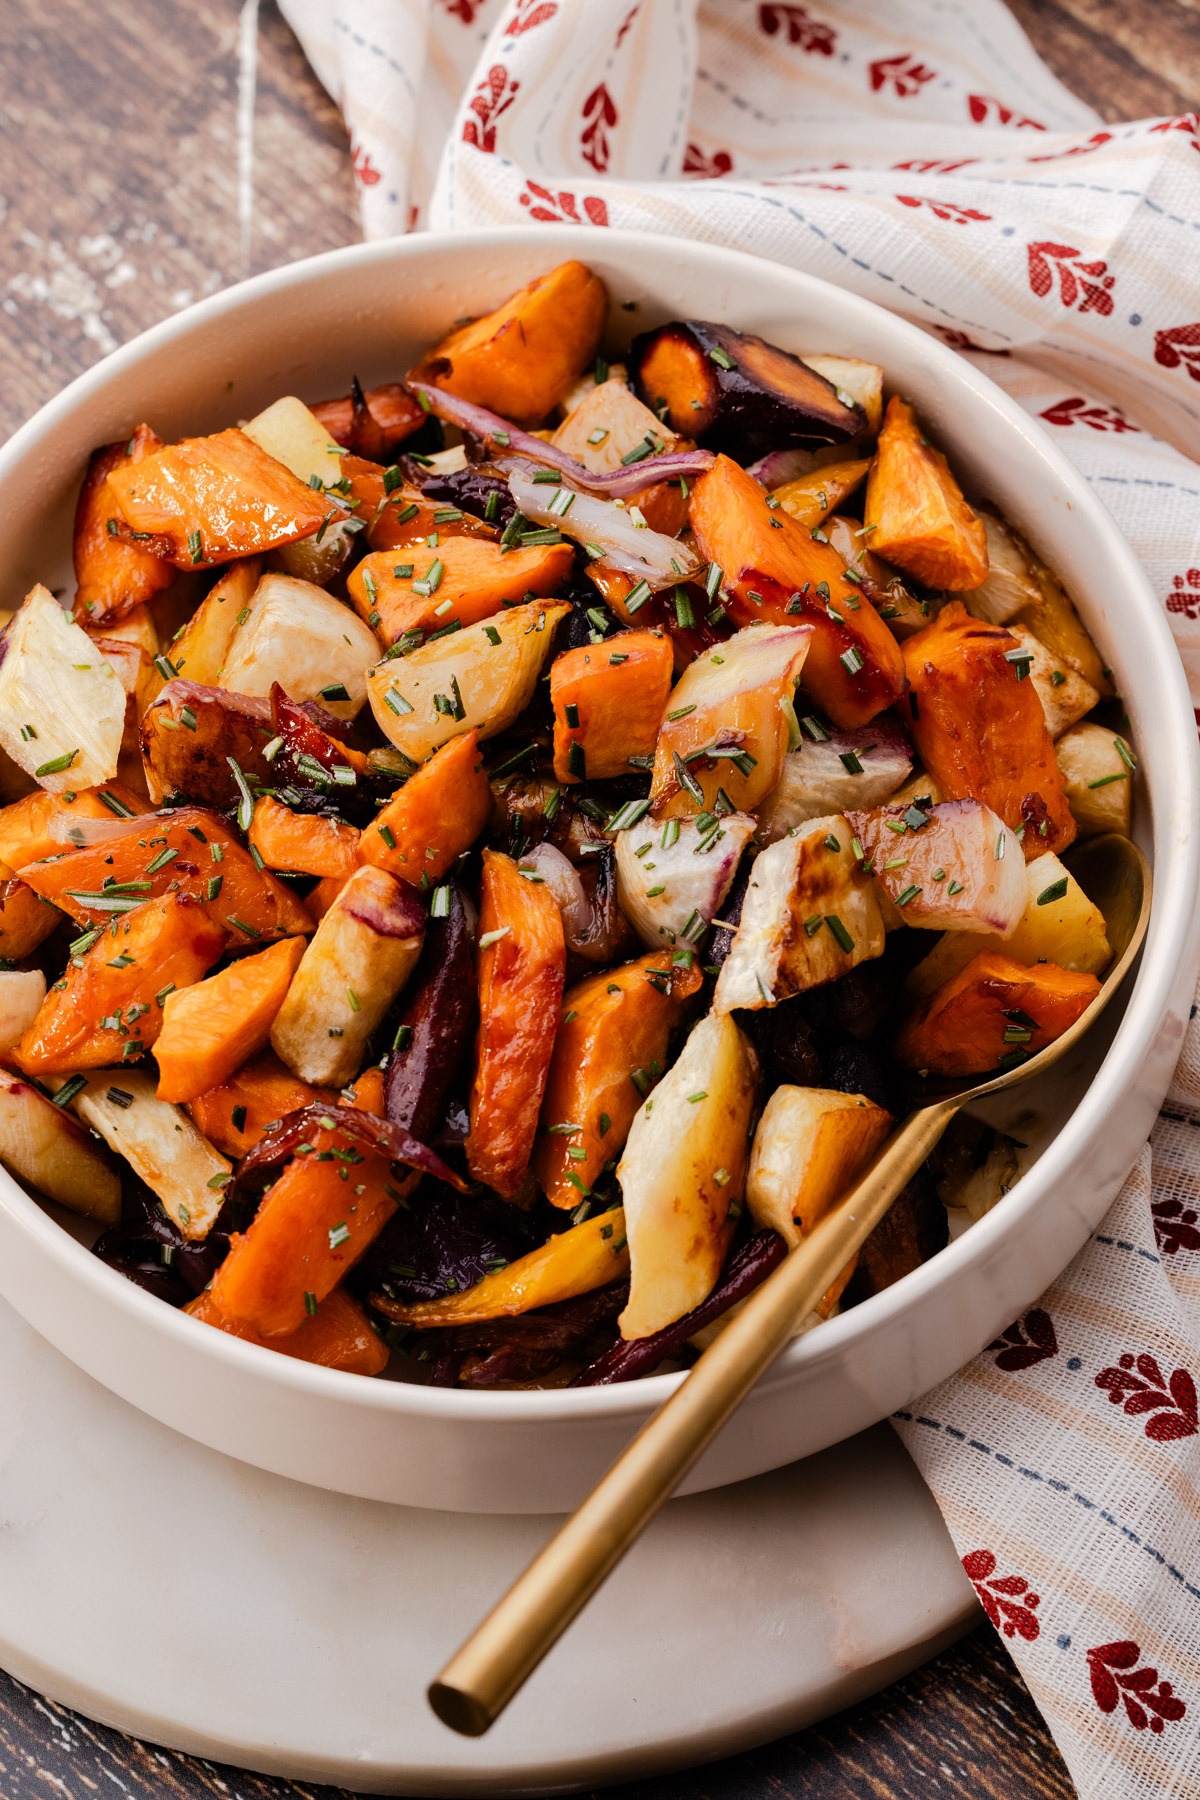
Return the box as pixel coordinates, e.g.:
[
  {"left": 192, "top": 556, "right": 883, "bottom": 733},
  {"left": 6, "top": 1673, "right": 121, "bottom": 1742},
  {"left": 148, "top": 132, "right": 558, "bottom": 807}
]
[{"left": 0, "top": 1289, "right": 976, "bottom": 1792}]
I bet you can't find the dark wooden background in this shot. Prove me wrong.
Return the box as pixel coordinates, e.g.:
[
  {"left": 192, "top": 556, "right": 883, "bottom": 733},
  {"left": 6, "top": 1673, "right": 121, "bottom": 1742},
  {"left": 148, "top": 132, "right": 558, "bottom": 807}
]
[{"left": 0, "top": 1, "right": 1190, "bottom": 1794}]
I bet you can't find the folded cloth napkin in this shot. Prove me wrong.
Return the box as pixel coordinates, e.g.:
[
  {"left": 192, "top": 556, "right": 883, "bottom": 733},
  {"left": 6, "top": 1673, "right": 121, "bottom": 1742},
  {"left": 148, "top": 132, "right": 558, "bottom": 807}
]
[{"left": 278, "top": 2, "right": 1200, "bottom": 1790}]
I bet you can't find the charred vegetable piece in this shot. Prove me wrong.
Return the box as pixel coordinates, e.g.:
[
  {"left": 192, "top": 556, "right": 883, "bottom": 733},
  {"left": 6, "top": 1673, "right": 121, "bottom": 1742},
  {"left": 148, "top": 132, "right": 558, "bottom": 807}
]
[
  {"left": 614, "top": 812, "right": 756, "bottom": 952},
  {"left": 770, "top": 458, "right": 871, "bottom": 530},
  {"left": 746, "top": 1086, "right": 892, "bottom": 1248},
  {"left": 405, "top": 1284, "right": 628, "bottom": 1390},
  {"left": 249, "top": 797, "right": 361, "bottom": 879},
  {"left": 140, "top": 680, "right": 277, "bottom": 806},
  {"left": 70, "top": 1071, "right": 232, "bottom": 1240},
  {"left": 755, "top": 717, "right": 912, "bottom": 844},
  {"left": 73, "top": 423, "right": 175, "bottom": 625},
  {"left": 186, "top": 1283, "right": 389, "bottom": 1376},
  {"left": 220, "top": 573, "right": 379, "bottom": 723},
  {"left": 1056, "top": 724, "right": 1133, "bottom": 838},
  {"left": 550, "top": 629, "right": 674, "bottom": 784},
  {"left": 901, "top": 602, "right": 1076, "bottom": 860},
  {"left": 842, "top": 1169, "right": 948, "bottom": 1304},
  {"left": 270, "top": 866, "right": 425, "bottom": 1087},
  {"left": 154, "top": 937, "right": 306, "bottom": 1105},
  {"left": 348, "top": 535, "right": 573, "bottom": 647},
  {"left": 362, "top": 730, "right": 491, "bottom": 884},
  {"left": 0, "top": 585, "right": 127, "bottom": 793},
  {"left": 0, "top": 1066, "right": 121, "bottom": 1226},
  {"left": 312, "top": 379, "right": 427, "bottom": 459},
  {"left": 688, "top": 455, "right": 906, "bottom": 729},
  {"left": 384, "top": 885, "right": 477, "bottom": 1143},
  {"left": 533, "top": 949, "right": 703, "bottom": 1210},
  {"left": 894, "top": 950, "right": 1100, "bottom": 1076},
  {"left": 631, "top": 320, "right": 863, "bottom": 458},
  {"left": 417, "top": 466, "right": 517, "bottom": 533},
  {"left": 617, "top": 1009, "right": 758, "bottom": 1340},
  {"left": 864, "top": 397, "right": 988, "bottom": 590},
  {"left": 363, "top": 1184, "right": 535, "bottom": 1310},
  {"left": 410, "top": 260, "right": 608, "bottom": 427},
  {"left": 467, "top": 849, "right": 566, "bottom": 1200},
  {"left": 713, "top": 815, "right": 886, "bottom": 1013},
  {"left": 186, "top": 1050, "right": 335, "bottom": 1158},
  {"left": 846, "top": 797, "right": 1025, "bottom": 935},
  {"left": 229, "top": 1102, "right": 458, "bottom": 1202},
  {"left": 105, "top": 428, "right": 331, "bottom": 567}
]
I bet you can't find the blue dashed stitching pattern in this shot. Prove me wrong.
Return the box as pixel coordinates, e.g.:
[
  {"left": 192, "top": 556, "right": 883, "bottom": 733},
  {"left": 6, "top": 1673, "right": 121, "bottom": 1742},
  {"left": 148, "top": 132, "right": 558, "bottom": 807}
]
[{"left": 1093, "top": 1233, "right": 1162, "bottom": 1267}]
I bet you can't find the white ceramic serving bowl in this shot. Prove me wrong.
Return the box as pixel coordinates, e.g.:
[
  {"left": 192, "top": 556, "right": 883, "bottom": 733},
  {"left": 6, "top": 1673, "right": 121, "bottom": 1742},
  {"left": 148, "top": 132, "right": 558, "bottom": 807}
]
[{"left": 0, "top": 227, "right": 1197, "bottom": 1514}]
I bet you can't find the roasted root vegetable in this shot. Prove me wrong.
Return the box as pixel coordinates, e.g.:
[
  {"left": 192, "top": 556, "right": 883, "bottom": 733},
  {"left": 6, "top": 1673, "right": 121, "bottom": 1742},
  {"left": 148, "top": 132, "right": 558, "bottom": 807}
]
[
  {"left": 801, "top": 356, "right": 885, "bottom": 434},
  {"left": 932, "top": 1113, "right": 1022, "bottom": 1224},
  {"left": 311, "top": 380, "right": 426, "bottom": 459},
  {"left": 1010, "top": 552, "right": 1112, "bottom": 698},
  {"left": 649, "top": 623, "right": 813, "bottom": 815},
  {"left": 140, "top": 681, "right": 277, "bottom": 806},
  {"left": 770, "top": 459, "right": 871, "bottom": 529},
  {"left": 219, "top": 574, "right": 379, "bottom": 722},
  {"left": 714, "top": 815, "right": 886, "bottom": 1013},
  {"left": 688, "top": 455, "right": 906, "bottom": 728},
  {"left": 72, "top": 423, "right": 175, "bottom": 625},
  {"left": 186, "top": 1283, "right": 388, "bottom": 1375},
  {"left": 154, "top": 937, "right": 306, "bottom": 1104},
  {"left": 755, "top": 717, "right": 912, "bottom": 843},
  {"left": 1056, "top": 724, "right": 1134, "bottom": 837},
  {"left": 632, "top": 321, "right": 863, "bottom": 458},
  {"left": 0, "top": 585, "right": 127, "bottom": 793},
  {"left": 348, "top": 537, "right": 574, "bottom": 647},
  {"left": 105, "top": 428, "right": 331, "bottom": 566},
  {"left": 144, "top": 561, "right": 260, "bottom": 707},
  {"left": 70, "top": 1071, "right": 231, "bottom": 1239},
  {"left": 0, "top": 879, "right": 63, "bottom": 958},
  {"left": 271, "top": 866, "right": 425, "bottom": 1086},
  {"left": 240, "top": 396, "right": 358, "bottom": 584},
  {"left": 186, "top": 1051, "right": 333, "bottom": 1158},
  {"left": 864, "top": 397, "right": 989, "bottom": 590},
  {"left": 614, "top": 812, "right": 756, "bottom": 951},
  {"left": 552, "top": 379, "right": 679, "bottom": 472},
  {"left": 360, "top": 729, "right": 490, "bottom": 884},
  {"left": 384, "top": 884, "right": 477, "bottom": 1141},
  {"left": 0, "top": 969, "right": 46, "bottom": 1050},
  {"left": 550, "top": 629, "right": 674, "bottom": 783},
  {"left": 467, "top": 850, "right": 566, "bottom": 1200},
  {"left": 746, "top": 1086, "right": 892, "bottom": 1247},
  {"left": 822, "top": 515, "right": 931, "bottom": 639},
  {"left": 534, "top": 950, "right": 703, "bottom": 1209},
  {"left": 0, "top": 1067, "right": 121, "bottom": 1225},
  {"left": 366, "top": 598, "right": 569, "bottom": 764},
  {"left": 1003, "top": 623, "right": 1100, "bottom": 740},
  {"left": 0, "top": 782, "right": 149, "bottom": 870},
  {"left": 895, "top": 951, "right": 1100, "bottom": 1076},
  {"left": 845, "top": 798, "right": 1025, "bottom": 934},
  {"left": 617, "top": 1010, "right": 758, "bottom": 1340},
  {"left": 410, "top": 260, "right": 608, "bottom": 426},
  {"left": 901, "top": 603, "right": 1076, "bottom": 859},
  {"left": 957, "top": 512, "right": 1042, "bottom": 625},
  {"left": 249, "top": 797, "right": 360, "bottom": 879}
]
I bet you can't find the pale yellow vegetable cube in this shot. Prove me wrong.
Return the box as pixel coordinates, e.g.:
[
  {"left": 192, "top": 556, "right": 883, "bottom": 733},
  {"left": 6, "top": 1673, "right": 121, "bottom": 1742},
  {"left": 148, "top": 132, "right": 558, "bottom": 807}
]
[
  {"left": 747, "top": 1085, "right": 893, "bottom": 1248},
  {"left": 1056, "top": 723, "right": 1134, "bottom": 837}
]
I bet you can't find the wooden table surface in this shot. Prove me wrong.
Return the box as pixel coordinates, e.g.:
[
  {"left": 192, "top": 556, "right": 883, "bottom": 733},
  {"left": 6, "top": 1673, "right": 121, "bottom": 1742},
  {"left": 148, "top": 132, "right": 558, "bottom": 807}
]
[{"left": 0, "top": 2, "right": 1189, "bottom": 1794}]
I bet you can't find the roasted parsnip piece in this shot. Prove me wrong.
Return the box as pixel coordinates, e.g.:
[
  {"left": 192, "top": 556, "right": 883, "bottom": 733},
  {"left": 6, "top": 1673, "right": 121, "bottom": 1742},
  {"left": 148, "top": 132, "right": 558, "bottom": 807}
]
[
  {"left": 1004, "top": 624, "right": 1099, "bottom": 740},
  {"left": 614, "top": 812, "right": 756, "bottom": 950},
  {"left": 895, "top": 950, "right": 1100, "bottom": 1076},
  {"left": 1011, "top": 552, "right": 1112, "bottom": 697},
  {"left": 1055, "top": 724, "right": 1134, "bottom": 837},
  {"left": 155, "top": 937, "right": 306, "bottom": 1105},
  {"left": 746, "top": 1086, "right": 892, "bottom": 1247},
  {"left": 864, "top": 396, "right": 989, "bottom": 589},
  {"left": 0, "top": 585, "right": 126, "bottom": 793},
  {"left": 0, "top": 1067, "right": 121, "bottom": 1226},
  {"left": 550, "top": 629, "right": 674, "bottom": 784},
  {"left": 220, "top": 574, "right": 379, "bottom": 722},
  {"left": 957, "top": 512, "right": 1042, "bottom": 625},
  {"left": 801, "top": 355, "right": 885, "bottom": 433},
  {"left": 71, "top": 1071, "right": 231, "bottom": 1240},
  {"left": 142, "top": 561, "right": 261, "bottom": 710},
  {"left": 845, "top": 798, "right": 1025, "bottom": 934},
  {"left": 553, "top": 378, "right": 679, "bottom": 471}
]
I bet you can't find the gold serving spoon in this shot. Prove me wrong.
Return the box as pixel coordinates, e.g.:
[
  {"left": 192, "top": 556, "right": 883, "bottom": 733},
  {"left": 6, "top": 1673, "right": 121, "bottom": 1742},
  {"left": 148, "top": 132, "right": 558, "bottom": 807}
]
[{"left": 429, "top": 832, "right": 1150, "bottom": 1737}]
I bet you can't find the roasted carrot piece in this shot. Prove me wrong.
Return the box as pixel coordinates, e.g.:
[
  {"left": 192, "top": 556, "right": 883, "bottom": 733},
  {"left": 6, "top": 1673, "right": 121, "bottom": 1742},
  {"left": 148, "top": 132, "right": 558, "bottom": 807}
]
[
  {"left": 347, "top": 536, "right": 574, "bottom": 645},
  {"left": 105, "top": 428, "right": 331, "bottom": 567},
  {"left": 154, "top": 936, "right": 306, "bottom": 1104},
  {"left": 359, "top": 730, "right": 491, "bottom": 884},
  {"left": 549, "top": 630, "right": 674, "bottom": 784},
  {"left": 311, "top": 381, "right": 426, "bottom": 458},
  {"left": 186, "top": 1050, "right": 334, "bottom": 1158},
  {"left": 346, "top": 1064, "right": 386, "bottom": 1114},
  {"left": 341, "top": 461, "right": 498, "bottom": 554},
  {"left": 895, "top": 950, "right": 1099, "bottom": 1076},
  {"left": 688, "top": 454, "right": 906, "bottom": 728},
  {"left": 864, "top": 396, "right": 988, "bottom": 590},
  {"left": 771, "top": 459, "right": 872, "bottom": 530},
  {"left": 0, "top": 783, "right": 149, "bottom": 871},
  {"left": 467, "top": 849, "right": 566, "bottom": 1199},
  {"left": 21, "top": 806, "right": 313, "bottom": 941},
  {"left": 186, "top": 1284, "right": 389, "bottom": 1375},
  {"left": 901, "top": 602, "right": 1076, "bottom": 859},
  {"left": 0, "top": 878, "right": 60, "bottom": 958},
  {"left": 534, "top": 952, "right": 703, "bottom": 1209},
  {"left": 72, "top": 423, "right": 175, "bottom": 625},
  {"left": 210, "top": 1124, "right": 404, "bottom": 1336},
  {"left": 410, "top": 260, "right": 608, "bottom": 426},
  {"left": 17, "top": 893, "right": 225, "bottom": 1075},
  {"left": 249, "top": 797, "right": 361, "bottom": 879}
]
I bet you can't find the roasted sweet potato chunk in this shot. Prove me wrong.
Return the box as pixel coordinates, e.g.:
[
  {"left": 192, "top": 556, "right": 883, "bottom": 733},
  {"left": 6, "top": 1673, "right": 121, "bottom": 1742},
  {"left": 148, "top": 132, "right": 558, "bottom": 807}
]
[
  {"left": 154, "top": 936, "right": 306, "bottom": 1104},
  {"left": 311, "top": 380, "right": 426, "bottom": 459},
  {"left": 0, "top": 782, "right": 148, "bottom": 871},
  {"left": 410, "top": 260, "right": 608, "bottom": 426},
  {"left": 343, "top": 461, "right": 498, "bottom": 554},
  {"left": 249, "top": 797, "right": 360, "bottom": 880},
  {"left": 72, "top": 423, "right": 175, "bottom": 625},
  {"left": 140, "top": 680, "right": 277, "bottom": 806},
  {"left": 106, "top": 428, "right": 331, "bottom": 567},
  {"left": 864, "top": 397, "right": 988, "bottom": 590},
  {"left": 689, "top": 455, "right": 906, "bottom": 729},
  {"left": 467, "top": 849, "right": 566, "bottom": 1199},
  {"left": 550, "top": 629, "right": 674, "bottom": 784},
  {"left": 186, "top": 1050, "right": 334, "bottom": 1158},
  {"left": 186, "top": 1283, "right": 389, "bottom": 1375},
  {"left": 901, "top": 603, "right": 1076, "bottom": 860},
  {"left": 360, "top": 730, "right": 490, "bottom": 884},
  {"left": 0, "top": 879, "right": 60, "bottom": 958},
  {"left": 347, "top": 536, "right": 573, "bottom": 646},
  {"left": 895, "top": 950, "right": 1100, "bottom": 1076}
]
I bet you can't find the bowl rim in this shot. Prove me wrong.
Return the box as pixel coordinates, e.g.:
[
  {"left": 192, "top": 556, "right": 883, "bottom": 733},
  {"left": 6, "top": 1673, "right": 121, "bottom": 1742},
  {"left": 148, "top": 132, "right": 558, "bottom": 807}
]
[{"left": 2, "top": 222, "right": 1197, "bottom": 1427}]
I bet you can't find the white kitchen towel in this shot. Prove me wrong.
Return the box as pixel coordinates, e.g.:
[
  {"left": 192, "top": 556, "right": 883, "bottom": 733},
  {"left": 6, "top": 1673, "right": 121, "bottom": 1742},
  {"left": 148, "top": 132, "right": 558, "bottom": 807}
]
[{"left": 278, "top": 2, "right": 1200, "bottom": 1791}]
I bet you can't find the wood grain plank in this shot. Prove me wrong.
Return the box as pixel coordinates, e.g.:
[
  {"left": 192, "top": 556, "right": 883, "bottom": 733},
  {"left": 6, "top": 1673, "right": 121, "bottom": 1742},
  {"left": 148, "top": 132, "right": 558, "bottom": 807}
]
[{"left": 1006, "top": 0, "right": 1198, "bottom": 119}]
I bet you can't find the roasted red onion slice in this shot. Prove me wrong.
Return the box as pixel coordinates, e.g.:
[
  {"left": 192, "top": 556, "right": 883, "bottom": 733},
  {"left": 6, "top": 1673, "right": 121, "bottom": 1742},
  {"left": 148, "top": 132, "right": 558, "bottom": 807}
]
[{"left": 507, "top": 466, "right": 700, "bottom": 589}]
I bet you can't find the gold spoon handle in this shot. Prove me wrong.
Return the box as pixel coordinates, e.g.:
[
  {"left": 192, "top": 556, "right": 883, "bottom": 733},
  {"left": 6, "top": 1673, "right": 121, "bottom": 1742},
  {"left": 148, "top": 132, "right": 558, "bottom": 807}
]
[{"left": 429, "top": 1096, "right": 959, "bottom": 1737}]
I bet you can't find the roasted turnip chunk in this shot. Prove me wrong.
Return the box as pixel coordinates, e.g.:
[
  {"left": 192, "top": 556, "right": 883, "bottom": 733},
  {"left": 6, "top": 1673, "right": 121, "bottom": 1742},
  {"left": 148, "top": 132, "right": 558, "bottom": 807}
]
[
  {"left": 649, "top": 623, "right": 812, "bottom": 816},
  {"left": 713, "top": 814, "right": 885, "bottom": 1013},
  {"left": 507, "top": 468, "right": 699, "bottom": 592},
  {"left": 800, "top": 355, "right": 884, "bottom": 433},
  {"left": 0, "top": 1068, "right": 120, "bottom": 1226},
  {"left": 1056, "top": 724, "right": 1134, "bottom": 838},
  {"left": 0, "top": 969, "right": 46, "bottom": 1049},
  {"left": 617, "top": 1010, "right": 758, "bottom": 1340},
  {"left": 846, "top": 798, "right": 1025, "bottom": 934},
  {"left": 958, "top": 513, "right": 1041, "bottom": 625},
  {"left": 553, "top": 379, "right": 678, "bottom": 472},
  {"left": 1004, "top": 624, "right": 1099, "bottom": 740},
  {"left": 71, "top": 1071, "right": 229, "bottom": 1238},
  {"left": 272, "top": 866, "right": 424, "bottom": 1086},
  {"left": 0, "top": 586, "right": 125, "bottom": 793},
  {"left": 746, "top": 1086, "right": 892, "bottom": 1248},
  {"left": 756, "top": 720, "right": 912, "bottom": 844},
  {"left": 366, "top": 598, "right": 569, "bottom": 764},
  {"left": 242, "top": 396, "right": 358, "bottom": 584},
  {"left": 220, "top": 574, "right": 379, "bottom": 722},
  {"left": 615, "top": 812, "right": 756, "bottom": 949}
]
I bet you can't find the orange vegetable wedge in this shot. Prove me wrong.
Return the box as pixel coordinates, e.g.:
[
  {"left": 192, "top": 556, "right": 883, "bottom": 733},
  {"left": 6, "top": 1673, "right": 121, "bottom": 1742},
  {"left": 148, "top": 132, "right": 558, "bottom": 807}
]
[
  {"left": 864, "top": 396, "right": 989, "bottom": 590},
  {"left": 895, "top": 950, "right": 1100, "bottom": 1076},
  {"left": 311, "top": 381, "right": 426, "bottom": 457},
  {"left": 17, "top": 893, "right": 225, "bottom": 1075},
  {"left": 770, "top": 458, "right": 872, "bottom": 530},
  {"left": 467, "top": 849, "right": 566, "bottom": 1199},
  {"left": 347, "top": 537, "right": 574, "bottom": 646},
  {"left": 0, "top": 878, "right": 61, "bottom": 958},
  {"left": 72, "top": 423, "right": 175, "bottom": 625},
  {"left": 306, "top": 873, "right": 353, "bottom": 923},
  {"left": 688, "top": 454, "right": 906, "bottom": 728},
  {"left": 105, "top": 428, "right": 331, "bottom": 567},
  {"left": 534, "top": 951, "right": 703, "bottom": 1209},
  {"left": 341, "top": 461, "right": 498, "bottom": 554},
  {"left": 901, "top": 602, "right": 1076, "bottom": 859},
  {"left": 186, "top": 1050, "right": 334, "bottom": 1158},
  {"left": 154, "top": 936, "right": 306, "bottom": 1104},
  {"left": 550, "top": 629, "right": 674, "bottom": 784},
  {"left": 0, "top": 783, "right": 149, "bottom": 872},
  {"left": 186, "top": 1285, "right": 389, "bottom": 1376},
  {"left": 359, "top": 729, "right": 491, "bottom": 884},
  {"left": 249, "top": 796, "right": 361, "bottom": 879}
]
